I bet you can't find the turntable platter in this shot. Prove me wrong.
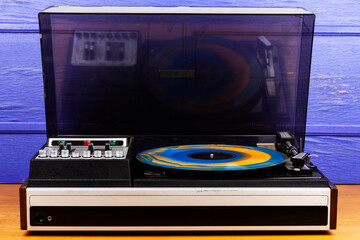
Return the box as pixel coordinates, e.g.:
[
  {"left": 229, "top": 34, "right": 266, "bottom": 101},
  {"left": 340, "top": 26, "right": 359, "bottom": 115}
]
[{"left": 136, "top": 144, "right": 287, "bottom": 171}]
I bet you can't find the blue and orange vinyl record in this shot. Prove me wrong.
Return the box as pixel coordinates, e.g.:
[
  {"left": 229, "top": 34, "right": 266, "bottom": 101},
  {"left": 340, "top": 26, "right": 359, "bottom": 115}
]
[{"left": 137, "top": 144, "right": 287, "bottom": 171}]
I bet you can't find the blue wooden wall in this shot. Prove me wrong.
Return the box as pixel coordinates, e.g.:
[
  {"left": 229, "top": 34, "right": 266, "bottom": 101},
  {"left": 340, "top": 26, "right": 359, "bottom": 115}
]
[{"left": 1, "top": 0, "right": 360, "bottom": 183}]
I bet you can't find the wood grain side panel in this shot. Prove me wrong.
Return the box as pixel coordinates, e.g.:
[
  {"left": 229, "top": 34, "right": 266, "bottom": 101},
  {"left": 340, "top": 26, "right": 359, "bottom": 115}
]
[
  {"left": 330, "top": 182, "right": 338, "bottom": 229},
  {"left": 19, "top": 179, "right": 28, "bottom": 230}
]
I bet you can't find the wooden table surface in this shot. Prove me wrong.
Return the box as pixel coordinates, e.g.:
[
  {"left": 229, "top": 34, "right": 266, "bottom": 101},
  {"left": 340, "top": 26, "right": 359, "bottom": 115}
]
[{"left": 0, "top": 184, "right": 359, "bottom": 240}]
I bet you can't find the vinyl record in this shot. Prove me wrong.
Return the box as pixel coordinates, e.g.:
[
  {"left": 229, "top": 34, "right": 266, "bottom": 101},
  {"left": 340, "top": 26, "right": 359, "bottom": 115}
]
[{"left": 136, "top": 144, "right": 287, "bottom": 171}]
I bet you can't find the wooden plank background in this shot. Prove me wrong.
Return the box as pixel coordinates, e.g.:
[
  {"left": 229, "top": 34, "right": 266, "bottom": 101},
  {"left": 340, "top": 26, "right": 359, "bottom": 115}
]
[{"left": 0, "top": 0, "right": 359, "bottom": 183}]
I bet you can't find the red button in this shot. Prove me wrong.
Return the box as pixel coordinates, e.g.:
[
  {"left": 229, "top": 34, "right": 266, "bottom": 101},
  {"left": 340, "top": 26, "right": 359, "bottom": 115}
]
[{"left": 84, "top": 140, "right": 91, "bottom": 146}]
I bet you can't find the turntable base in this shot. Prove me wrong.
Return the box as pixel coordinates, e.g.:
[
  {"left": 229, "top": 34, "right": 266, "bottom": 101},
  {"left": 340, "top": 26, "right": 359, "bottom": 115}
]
[
  {"left": 5, "top": 184, "right": 357, "bottom": 237},
  {"left": 21, "top": 181, "right": 336, "bottom": 231}
]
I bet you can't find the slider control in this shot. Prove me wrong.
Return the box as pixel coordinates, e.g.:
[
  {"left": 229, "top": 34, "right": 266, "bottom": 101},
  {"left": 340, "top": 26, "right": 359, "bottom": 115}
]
[
  {"left": 66, "top": 143, "right": 72, "bottom": 152},
  {"left": 83, "top": 42, "right": 89, "bottom": 60},
  {"left": 118, "top": 42, "right": 124, "bottom": 61},
  {"left": 105, "top": 143, "right": 110, "bottom": 151},
  {"left": 83, "top": 42, "right": 96, "bottom": 61},
  {"left": 88, "top": 143, "right": 94, "bottom": 154},
  {"left": 59, "top": 143, "right": 65, "bottom": 151},
  {"left": 89, "top": 42, "right": 96, "bottom": 60}
]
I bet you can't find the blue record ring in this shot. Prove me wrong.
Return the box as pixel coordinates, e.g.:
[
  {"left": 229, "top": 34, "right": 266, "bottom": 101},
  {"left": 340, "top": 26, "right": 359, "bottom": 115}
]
[{"left": 137, "top": 144, "right": 287, "bottom": 171}]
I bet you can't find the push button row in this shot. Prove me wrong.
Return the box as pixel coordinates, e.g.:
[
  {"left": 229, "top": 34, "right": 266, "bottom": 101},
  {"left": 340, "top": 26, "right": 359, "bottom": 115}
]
[{"left": 38, "top": 149, "right": 124, "bottom": 158}]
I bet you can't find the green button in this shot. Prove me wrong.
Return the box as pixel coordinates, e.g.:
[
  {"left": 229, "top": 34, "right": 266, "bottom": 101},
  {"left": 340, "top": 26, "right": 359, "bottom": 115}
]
[
  {"left": 109, "top": 141, "right": 116, "bottom": 146},
  {"left": 58, "top": 140, "right": 66, "bottom": 145}
]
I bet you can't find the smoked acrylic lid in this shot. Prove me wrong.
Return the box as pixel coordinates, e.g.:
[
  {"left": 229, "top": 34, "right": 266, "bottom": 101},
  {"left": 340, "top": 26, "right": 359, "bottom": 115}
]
[{"left": 38, "top": 6, "right": 315, "bottom": 140}]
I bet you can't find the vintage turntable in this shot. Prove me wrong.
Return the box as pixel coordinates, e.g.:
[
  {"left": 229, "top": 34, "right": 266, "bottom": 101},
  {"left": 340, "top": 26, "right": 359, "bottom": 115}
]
[{"left": 20, "top": 6, "right": 337, "bottom": 231}]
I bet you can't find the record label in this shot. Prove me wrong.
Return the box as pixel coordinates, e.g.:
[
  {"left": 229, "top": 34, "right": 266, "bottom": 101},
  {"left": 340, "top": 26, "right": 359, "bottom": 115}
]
[{"left": 137, "top": 144, "right": 287, "bottom": 171}]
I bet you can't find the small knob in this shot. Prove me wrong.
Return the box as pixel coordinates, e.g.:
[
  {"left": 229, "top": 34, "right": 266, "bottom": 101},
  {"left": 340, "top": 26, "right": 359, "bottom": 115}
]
[
  {"left": 50, "top": 149, "right": 58, "bottom": 158},
  {"left": 82, "top": 150, "right": 91, "bottom": 158},
  {"left": 61, "top": 149, "right": 69, "bottom": 158},
  {"left": 94, "top": 150, "right": 102, "bottom": 158},
  {"left": 104, "top": 150, "right": 112, "bottom": 158},
  {"left": 72, "top": 152, "right": 80, "bottom": 158},
  {"left": 115, "top": 150, "right": 124, "bottom": 158},
  {"left": 38, "top": 149, "right": 47, "bottom": 158}
]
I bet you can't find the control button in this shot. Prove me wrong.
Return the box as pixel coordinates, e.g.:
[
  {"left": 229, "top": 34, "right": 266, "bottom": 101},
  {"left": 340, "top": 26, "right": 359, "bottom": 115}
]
[
  {"left": 61, "top": 149, "right": 69, "bottom": 158},
  {"left": 50, "top": 149, "right": 58, "bottom": 158},
  {"left": 105, "top": 143, "right": 110, "bottom": 151},
  {"left": 115, "top": 150, "right": 124, "bottom": 158},
  {"left": 94, "top": 150, "right": 102, "bottom": 158},
  {"left": 35, "top": 213, "right": 45, "bottom": 224},
  {"left": 84, "top": 140, "right": 91, "bottom": 146},
  {"left": 109, "top": 140, "right": 116, "bottom": 146},
  {"left": 72, "top": 152, "right": 80, "bottom": 158},
  {"left": 66, "top": 143, "right": 72, "bottom": 151},
  {"left": 38, "top": 149, "right": 47, "bottom": 158},
  {"left": 82, "top": 150, "right": 91, "bottom": 158},
  {"left": 104, "top": 150, "right": 112, "bottom": 158},
  {"left": 88, "top": 143, "right": 94, "bottom": 153}
]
